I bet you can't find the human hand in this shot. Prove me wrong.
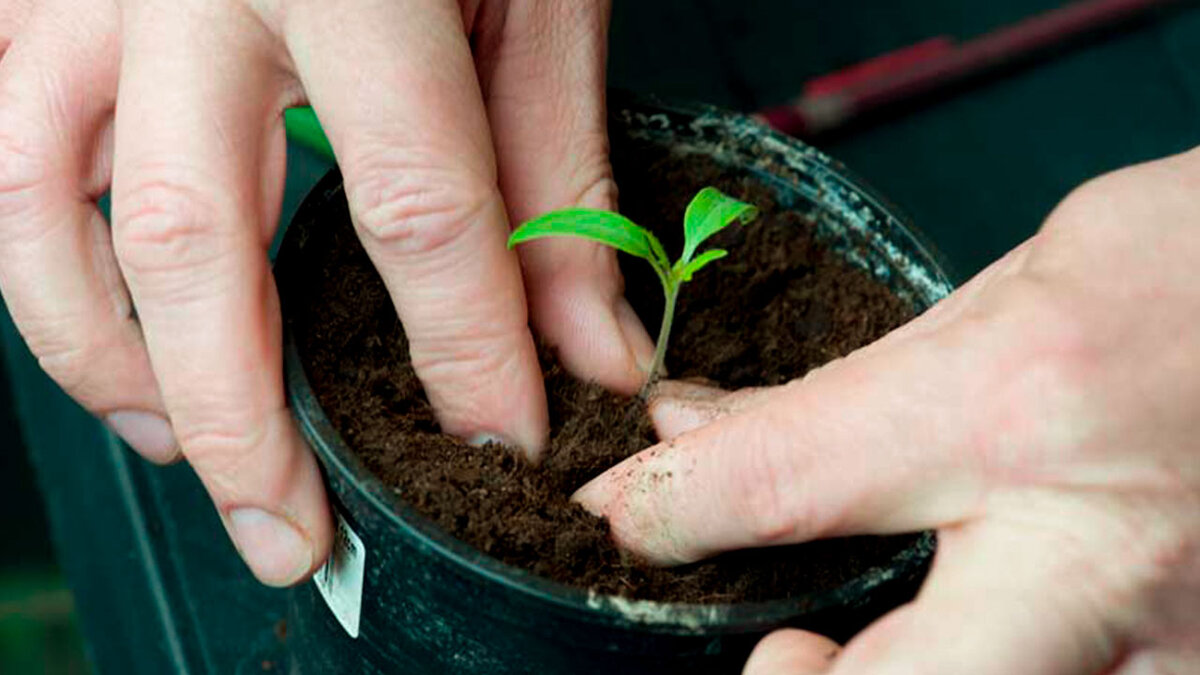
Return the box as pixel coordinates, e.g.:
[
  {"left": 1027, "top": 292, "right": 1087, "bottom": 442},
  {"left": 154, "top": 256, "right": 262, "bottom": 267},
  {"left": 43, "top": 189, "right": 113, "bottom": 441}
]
[
  {"left": 0, "top": 0, "right": 650, "bottom": 586},
  {"left": 576, "top": 150, "right": 1200, "bottom": 673}
]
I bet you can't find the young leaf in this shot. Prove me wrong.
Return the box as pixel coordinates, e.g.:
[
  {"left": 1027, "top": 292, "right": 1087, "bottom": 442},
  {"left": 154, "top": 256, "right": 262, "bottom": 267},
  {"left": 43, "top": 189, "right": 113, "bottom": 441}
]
[
  {"left": 681, "top": 187, "right": 758, "bottom": 263},
  {"left": 507, "top": 208, "right": 669, "bottom": 269},
  {"left": 678, "top": 248, "right": 728, "bottom": 281},
  {"left": 506, "top": 186, "right": 759, "bottom": 394}
]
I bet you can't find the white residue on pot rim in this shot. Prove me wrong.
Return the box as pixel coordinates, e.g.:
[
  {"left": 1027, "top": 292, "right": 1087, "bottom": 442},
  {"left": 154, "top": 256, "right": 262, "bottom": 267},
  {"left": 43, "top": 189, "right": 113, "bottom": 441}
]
[{"left": 586, "top": 590, "right": 728, "bottom": 631}]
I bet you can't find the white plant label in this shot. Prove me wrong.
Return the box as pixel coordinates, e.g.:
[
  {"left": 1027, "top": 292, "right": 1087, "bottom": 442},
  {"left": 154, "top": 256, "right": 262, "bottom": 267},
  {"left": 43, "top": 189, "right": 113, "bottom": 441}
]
[{"left": 314, "top": 509, "right": 366, "bottom": 638}]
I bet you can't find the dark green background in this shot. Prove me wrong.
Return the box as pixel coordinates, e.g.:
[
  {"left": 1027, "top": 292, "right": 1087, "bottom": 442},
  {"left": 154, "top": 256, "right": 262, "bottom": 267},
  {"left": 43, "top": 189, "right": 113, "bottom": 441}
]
[{"left": 3, "top": 1, "right": 1199, "bottom": 671}]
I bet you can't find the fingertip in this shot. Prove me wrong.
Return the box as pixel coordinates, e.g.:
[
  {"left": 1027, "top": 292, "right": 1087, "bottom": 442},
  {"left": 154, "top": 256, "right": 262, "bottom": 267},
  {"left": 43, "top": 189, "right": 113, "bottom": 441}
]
[
  {"left": 571, "top": 445, "right": 696, "bottom": 566},
  {"left": 529, "top": 274, "right": 653, "bottom": 397},
  {"left": 647, "top": 380, "right": 732, "bottom": 440},
  {"left": 743, "top": 629, "right": 841, "bottom": 675},
  {"left": 200, "top": 415, "right": 334, "bottom": 588},
  {"left": 511, "top": 406, "right": 550, "bottom": 463},
  {"left": 484, "top": 354, "right": 550, "bottom": 462},
  {"left": 232, "top": 448, "right": 333, "bottom": 588},
  {"left": 417, "top": 324, "right": 549, "bottom": 464},
  {"left": 572, "top": 468, "right": 635, "bottom": 550},
  {"left": 571, "top": 472, "right": 609, "bottom": 517},
  {"left": 582, "top": 292, "right": 655, "bottom": 395},
  {"left": 614, "top": 296, "right": 656, "bottom": 379},
  {"left": 440, "top": 409, "right": 548, "bottom": 464}
]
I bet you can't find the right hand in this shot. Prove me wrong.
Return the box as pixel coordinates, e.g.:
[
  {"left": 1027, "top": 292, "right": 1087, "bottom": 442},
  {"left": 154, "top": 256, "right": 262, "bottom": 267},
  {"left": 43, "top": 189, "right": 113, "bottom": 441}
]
[
  {"left": 576, "top": 151, "right": 1200, "bottom": 674},
  {"left": 0, "top": 0, "right": 651, "bottom": 586}
]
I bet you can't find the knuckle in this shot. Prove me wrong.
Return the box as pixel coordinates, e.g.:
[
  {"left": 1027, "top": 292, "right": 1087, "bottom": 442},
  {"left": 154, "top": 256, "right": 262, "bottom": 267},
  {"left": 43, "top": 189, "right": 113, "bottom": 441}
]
[
  {"left": 24, "top": 320, "right": 123, "bottom": 405},
  {"left": 36, "top": 341, "right": 96, "bottom": 394},
  {"left": 987, "top": 279, "right": 1095, "bottom": 394},
  {"left": 178, "top": 411, "right": 302, "bottom": 504},
  {"left": 113, "top": 179, "right": 228, "bottom": 277},
  {"left": 1049, "top": 168, "right": 1136, "bottom": 220},
  {"left": 1041, "top": 164, "right": 1161, "bottom": 240},
  {"left": 177, "top": 418, "right": 267, "bottom": 478},
  {"left": 344, "top": 149, "right": 498, "bottom": 258}
]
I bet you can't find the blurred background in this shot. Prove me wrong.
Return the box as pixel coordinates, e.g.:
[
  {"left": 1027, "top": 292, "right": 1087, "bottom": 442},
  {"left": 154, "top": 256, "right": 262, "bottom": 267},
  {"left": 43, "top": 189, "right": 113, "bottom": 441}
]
[{"left": 3, "top": 0, "right": 1199, "bottom": 672}]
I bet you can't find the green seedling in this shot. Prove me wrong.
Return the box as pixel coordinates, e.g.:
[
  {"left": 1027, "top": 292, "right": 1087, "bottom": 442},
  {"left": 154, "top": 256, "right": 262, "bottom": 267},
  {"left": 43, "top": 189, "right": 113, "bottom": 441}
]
[{"left": 507, "top": 187, "right": 758, "bottom": 394}]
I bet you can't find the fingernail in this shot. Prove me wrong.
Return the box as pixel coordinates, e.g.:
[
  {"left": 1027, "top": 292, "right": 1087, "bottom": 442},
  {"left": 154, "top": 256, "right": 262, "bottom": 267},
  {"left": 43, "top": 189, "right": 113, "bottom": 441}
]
[
  {"left": 228, "top": 507, "right": 314, "bottom": 587},
  {"left": 469, "top": 432, "right": 546, "bottom": 464},
  {"left": 615, "top": 298, "right": 656, "bottom": 375},
  {"left": 106, "top": 410, "right": 179, "bottom": 464},
  {"left": 468, "top": 433, "right": 511, "bottom": 448}
]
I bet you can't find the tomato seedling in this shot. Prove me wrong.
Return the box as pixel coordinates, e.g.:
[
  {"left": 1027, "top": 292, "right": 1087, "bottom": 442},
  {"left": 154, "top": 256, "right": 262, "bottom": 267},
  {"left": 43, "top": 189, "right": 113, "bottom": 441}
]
[{"left": 508, "top": 187, "right": 758, "bottom": 393}]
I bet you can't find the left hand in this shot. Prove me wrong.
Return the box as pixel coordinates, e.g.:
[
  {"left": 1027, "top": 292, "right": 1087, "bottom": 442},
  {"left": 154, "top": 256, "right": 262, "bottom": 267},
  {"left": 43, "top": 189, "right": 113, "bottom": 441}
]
[
  {"left": 0, "top": 0, "right": 647, "bottom": 587},
  {"left": 576, "top": 150, "right": 1200, "bottom": 674}
]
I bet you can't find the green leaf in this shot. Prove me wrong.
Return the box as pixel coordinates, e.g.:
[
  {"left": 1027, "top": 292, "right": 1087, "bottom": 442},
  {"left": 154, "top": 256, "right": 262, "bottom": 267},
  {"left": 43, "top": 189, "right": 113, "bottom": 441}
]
[
  {"left": 507, "top": 208, "right": 669, "bottom": 269},
  {"left": 679, "top": 248, "right": 728, "bottom": 281},
  {"left": 681, "top": 187, "right": 758, "bottom": 263}
]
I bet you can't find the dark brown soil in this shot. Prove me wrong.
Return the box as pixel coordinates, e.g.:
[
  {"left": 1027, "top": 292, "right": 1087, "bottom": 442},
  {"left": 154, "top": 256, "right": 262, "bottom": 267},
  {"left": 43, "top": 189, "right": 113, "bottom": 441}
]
[{"left": 288, "top": 140, "right": 921, "bottom": 603}]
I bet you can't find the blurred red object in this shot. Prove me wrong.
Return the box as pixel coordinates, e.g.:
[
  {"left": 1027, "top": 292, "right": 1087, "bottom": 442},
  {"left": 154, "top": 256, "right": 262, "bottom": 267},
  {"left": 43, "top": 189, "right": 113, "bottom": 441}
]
[{"left": 759, "top": 0, "right": 1186, "bottom": 136}]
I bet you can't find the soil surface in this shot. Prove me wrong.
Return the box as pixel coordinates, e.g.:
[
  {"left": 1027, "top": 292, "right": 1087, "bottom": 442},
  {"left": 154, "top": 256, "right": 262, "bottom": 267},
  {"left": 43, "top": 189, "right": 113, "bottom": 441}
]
[{"left": 288, "top": 139, "right": 921, "bottom": 603}]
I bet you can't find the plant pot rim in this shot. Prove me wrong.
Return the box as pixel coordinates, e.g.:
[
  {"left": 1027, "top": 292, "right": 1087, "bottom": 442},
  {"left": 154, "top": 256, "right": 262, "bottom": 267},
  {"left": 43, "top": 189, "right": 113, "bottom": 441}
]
[{"left": 281, "top": 91, "right": 953, "bottom": 636}]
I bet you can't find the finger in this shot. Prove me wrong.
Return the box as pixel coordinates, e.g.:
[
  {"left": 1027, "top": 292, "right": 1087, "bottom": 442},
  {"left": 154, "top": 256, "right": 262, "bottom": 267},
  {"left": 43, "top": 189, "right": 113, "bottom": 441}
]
[
  {"left": 828, "top": 521, "right": 1119, "bottom": 675},
  {"left": 0, "top": 0, "right": 35, "bottom": 56},
  {"left": 648, "top": 379, "right": 774, "bottom": 440},
  {"left": 111, "top": 3, "right": 331, "bottom": 586},
  {"left": 476, "top": 0, "right": 655, "bottom": 395},
  {"left": 574, "top": 316, "right": 995, "bottom": 564},
  {"left": 283, "top": 0, "right": 548, "bottom": 456},
  {"left": 743, "top": 629, "right": 841, "bottom": 675},
  {"left": 0, "top": 2, "right": 175, "bottom": 463}
]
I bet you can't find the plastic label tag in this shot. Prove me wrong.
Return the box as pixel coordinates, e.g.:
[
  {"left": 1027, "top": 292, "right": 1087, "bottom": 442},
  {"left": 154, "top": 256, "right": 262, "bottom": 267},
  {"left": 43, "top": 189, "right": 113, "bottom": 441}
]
[{"left": 314, "top": 509, "right": 366, "bottom": 638}]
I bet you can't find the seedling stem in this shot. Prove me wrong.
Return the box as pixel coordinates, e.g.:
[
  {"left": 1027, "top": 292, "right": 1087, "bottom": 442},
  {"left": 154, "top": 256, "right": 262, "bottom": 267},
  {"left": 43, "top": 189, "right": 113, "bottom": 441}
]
[{"left": 507, "top": 187, "right": 758, "bottom": 396}]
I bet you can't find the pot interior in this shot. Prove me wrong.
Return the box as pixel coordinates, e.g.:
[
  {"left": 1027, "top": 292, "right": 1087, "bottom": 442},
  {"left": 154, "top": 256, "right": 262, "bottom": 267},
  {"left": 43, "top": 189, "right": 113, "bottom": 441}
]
[{"left": 279, "top": 92, "right": 955, "bottom": 635}]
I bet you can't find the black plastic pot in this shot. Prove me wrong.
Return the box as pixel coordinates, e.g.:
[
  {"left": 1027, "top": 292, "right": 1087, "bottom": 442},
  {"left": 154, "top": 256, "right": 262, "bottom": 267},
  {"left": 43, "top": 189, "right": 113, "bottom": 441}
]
[{"left": 275, "top": 93, "right": 955, "bottom": 675}]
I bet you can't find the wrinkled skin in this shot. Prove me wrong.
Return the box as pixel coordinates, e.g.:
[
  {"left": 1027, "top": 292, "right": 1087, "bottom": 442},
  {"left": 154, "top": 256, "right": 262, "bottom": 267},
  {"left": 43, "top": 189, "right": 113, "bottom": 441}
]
[
  {"left": 0, "top": 0, "right": 652, "bottom": 586},
  {"left": 577, "top": 150, "right": 1200, "bottom": 674}
]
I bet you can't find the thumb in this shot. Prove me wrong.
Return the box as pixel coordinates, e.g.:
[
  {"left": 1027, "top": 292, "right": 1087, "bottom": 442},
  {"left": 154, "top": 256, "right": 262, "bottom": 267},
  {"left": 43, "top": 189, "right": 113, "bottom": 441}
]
[{"left": 574, "top": 326, "right": 989, "bottom": 565}]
